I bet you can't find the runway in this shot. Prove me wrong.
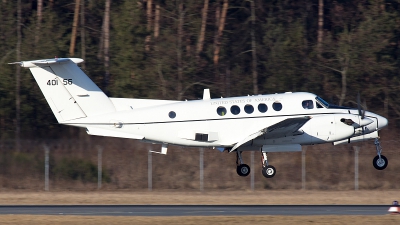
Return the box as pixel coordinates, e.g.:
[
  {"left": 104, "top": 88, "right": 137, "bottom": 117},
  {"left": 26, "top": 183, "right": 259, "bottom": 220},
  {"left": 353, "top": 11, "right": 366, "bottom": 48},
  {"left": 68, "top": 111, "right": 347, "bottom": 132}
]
[{"left": 0, "top": 205, "right": 391, "bottom": 216}]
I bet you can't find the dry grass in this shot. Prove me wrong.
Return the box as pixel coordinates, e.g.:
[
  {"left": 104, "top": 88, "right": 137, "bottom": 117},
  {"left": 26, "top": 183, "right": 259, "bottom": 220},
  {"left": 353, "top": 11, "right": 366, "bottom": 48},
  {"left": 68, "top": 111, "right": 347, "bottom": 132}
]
[
  {"left": 0, "top": 215, "right": 399, "bottom": 225},
  {"left": 0, "top": 190, "right": 399, "bottom": 205}
]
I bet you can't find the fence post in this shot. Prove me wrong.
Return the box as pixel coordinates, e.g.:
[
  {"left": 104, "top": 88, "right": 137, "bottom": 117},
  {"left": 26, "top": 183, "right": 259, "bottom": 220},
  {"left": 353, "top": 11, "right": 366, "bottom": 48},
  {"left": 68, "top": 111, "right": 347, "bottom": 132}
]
[
  {"left": 353, "top": 146, "right": 360, "bottom": 191},
  {"left": 200, "top": 148, "right": 204, "bottom": 192},
  {"left": 251, "top": 151, "right": 254, "bottom": 191},
  {"left": 302, "top": 147, "right": 306, "bottom": 190},
  {"left": 97, "top": 146, "right": 103, "bottom": 189},
  {"left": 43, "top": 144, "right": 49, "bottom": 192},
  {"left": 148, "top": 150, "right": 152, "bottom": 191}
]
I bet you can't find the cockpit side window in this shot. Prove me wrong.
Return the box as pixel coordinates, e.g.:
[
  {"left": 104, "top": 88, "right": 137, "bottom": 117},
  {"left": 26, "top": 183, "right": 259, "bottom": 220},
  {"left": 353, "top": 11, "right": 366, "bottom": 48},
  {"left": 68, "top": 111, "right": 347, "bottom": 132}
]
[{"left": 302, "top": 100, "right": 314, "bottom": 109}]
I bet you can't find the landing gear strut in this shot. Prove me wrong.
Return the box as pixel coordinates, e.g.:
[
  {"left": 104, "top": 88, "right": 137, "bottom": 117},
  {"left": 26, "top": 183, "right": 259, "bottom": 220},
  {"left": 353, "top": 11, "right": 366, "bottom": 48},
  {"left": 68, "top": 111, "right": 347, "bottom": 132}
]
[
  {"left": 261, "top": 152, "right": 276, "bottom": 178},
  {"left": 373, "top": 138, "right": 388, "bottom": 170},
  {"left": 236, "top": 151, "right": 250, "bottom": 176}
]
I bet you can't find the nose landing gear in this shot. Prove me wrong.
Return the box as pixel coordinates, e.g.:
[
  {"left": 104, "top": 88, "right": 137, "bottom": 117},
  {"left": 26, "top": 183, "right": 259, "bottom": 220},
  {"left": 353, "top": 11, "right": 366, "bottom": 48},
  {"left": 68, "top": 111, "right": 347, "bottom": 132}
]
[{"left": 373, "top": 138, "right": 388, "bottom": 170}]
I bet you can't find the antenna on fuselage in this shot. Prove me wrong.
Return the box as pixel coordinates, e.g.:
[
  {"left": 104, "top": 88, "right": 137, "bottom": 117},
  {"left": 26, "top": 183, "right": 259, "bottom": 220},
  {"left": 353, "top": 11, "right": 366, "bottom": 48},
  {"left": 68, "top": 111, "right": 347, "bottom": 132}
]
[{"left": 203, "top": 89, "right": 210, "bottom": 100}]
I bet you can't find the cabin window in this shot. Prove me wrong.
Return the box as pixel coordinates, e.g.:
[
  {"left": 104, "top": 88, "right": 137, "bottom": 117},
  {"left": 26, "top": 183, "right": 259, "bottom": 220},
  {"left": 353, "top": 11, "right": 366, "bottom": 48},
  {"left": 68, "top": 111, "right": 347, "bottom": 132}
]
[
  {"left": 258, "top": 103, "right": 268, "bottom": 113},
  {"left": 272, "top": 102, "right": 282, "bottom": 111},
  {"left": 168, "top": 111, "right": 176, "bottom": 119},
  {"left": 302, "top": 100, "right": 314, "bottom": 109},
  {"left": 244, "top": 104, "right": 254, "bottom": 114},
  {"left": 217, "top": 106, "right": 227, "bottom": 116},
  {"left": 230, "top": 105, "right": 240, "bottom": 115}
]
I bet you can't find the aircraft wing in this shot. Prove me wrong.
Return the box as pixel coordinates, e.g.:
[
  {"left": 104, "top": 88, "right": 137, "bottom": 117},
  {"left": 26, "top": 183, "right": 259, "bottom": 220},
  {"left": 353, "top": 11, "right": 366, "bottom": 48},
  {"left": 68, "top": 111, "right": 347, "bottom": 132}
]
[{"left": 230, "top": 116, "right": 311, "bottom": 152}]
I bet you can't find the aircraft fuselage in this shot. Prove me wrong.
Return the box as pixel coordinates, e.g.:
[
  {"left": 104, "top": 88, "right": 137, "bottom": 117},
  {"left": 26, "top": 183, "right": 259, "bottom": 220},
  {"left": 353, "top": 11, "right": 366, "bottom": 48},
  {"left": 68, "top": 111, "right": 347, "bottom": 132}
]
[{"left": 66, "top": 92, "right": 387, "bottom": 150}]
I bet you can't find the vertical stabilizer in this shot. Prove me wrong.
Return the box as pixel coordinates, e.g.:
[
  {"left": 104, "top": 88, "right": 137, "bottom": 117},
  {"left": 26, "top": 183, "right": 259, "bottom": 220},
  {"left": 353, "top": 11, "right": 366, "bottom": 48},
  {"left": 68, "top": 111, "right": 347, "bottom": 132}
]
[
  {"left": 29, "top": 66, "right": 87, "bottom": 122},
  {"left": 14, "top": 58, "right": 116, "bottom": 123}
]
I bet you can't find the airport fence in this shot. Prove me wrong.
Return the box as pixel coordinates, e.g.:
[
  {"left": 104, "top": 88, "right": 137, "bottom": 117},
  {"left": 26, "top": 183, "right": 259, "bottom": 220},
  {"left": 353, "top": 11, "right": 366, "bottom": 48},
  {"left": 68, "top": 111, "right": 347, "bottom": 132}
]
[{"left": 0, "top": 137, "right": 399, "bottom": 191}]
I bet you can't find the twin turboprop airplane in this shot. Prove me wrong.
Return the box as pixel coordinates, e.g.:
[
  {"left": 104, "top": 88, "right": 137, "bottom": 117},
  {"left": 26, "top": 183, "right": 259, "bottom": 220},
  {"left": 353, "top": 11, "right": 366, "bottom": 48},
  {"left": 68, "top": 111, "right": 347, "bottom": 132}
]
[{"left": 10, "top": 58, "right": 389, "bottom": 179}]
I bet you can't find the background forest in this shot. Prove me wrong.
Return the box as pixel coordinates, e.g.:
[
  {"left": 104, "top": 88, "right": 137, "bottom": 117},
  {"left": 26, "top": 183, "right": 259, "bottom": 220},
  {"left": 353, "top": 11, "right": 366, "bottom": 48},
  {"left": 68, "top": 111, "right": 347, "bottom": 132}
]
[
  {"left": 1, "top": 0, "right": 400, "bottom": 139},
  {"left": 0, "top": 0, "right": 400, "bottom": 190}
]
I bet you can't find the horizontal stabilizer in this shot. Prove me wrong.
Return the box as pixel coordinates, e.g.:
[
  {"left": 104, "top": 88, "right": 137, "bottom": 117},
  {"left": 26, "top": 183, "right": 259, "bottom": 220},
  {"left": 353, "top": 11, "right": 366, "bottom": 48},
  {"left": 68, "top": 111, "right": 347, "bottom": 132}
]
[
  {"left": 9, "top": 58, "right": 83, "bottom": 68},
  {"left": 86, "top": 127, "right": 144, "bottom": 140}
]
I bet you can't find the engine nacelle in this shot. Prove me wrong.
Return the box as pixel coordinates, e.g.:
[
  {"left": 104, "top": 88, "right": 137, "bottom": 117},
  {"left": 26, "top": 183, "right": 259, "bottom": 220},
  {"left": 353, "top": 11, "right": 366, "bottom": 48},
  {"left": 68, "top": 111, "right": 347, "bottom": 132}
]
[
  {"left": 301, "top": 114, "right": 355, "bottom": 143},
  {"left": 333, "top": 131, "right": 379, "bottom": 145}
]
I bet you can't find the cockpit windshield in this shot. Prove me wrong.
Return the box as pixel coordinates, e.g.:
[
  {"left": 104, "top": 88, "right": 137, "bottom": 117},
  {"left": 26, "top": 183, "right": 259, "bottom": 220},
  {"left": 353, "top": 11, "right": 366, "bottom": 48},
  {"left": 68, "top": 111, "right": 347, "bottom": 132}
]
[
  {"left": 315, "top": 96, "right": 329, "bottom": 108},
  {"left": 315, "top": 96, "right": 351, "bottom": 109}
]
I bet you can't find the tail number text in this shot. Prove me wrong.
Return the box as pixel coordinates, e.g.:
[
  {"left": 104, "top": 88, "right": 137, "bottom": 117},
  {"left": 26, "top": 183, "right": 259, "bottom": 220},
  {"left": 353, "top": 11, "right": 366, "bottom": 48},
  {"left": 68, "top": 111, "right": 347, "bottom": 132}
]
[{"left": 47, "top": 79, "right": 73, "bottom": 86}]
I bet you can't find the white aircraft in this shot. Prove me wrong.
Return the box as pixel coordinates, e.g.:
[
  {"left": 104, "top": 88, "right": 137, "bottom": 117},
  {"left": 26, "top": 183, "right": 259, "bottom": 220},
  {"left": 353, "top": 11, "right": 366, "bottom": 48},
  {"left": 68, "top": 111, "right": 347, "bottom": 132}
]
[{"left": 10, "top": 58, "right": 389, "bottom": 178}]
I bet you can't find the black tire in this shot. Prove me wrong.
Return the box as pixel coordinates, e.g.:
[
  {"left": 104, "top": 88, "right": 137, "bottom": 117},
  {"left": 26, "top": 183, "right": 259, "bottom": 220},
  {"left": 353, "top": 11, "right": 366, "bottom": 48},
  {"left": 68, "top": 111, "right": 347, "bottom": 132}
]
[
  {"left": 262, "top": 165, "right": 276, "bottom": 178},
  {"left": 373, "top": 155, "right": 388, "bottom": 170},
  {"left": 236, "top": 164, "right": 251, "bottom": 177}
]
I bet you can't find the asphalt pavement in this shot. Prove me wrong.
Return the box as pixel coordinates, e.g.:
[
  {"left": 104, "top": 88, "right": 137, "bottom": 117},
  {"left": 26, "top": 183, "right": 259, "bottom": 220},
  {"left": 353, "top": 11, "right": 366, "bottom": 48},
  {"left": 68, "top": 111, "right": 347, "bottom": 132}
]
[{"left": 0, "top": 205, "right": 392, "bottom": 216}]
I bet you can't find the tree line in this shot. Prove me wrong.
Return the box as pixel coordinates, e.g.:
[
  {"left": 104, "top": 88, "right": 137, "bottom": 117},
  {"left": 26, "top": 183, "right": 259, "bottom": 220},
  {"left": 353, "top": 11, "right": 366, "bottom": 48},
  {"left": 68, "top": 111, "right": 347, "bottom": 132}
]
[{"left": 0, "top": 0, "right": 399, "bottom": 141}]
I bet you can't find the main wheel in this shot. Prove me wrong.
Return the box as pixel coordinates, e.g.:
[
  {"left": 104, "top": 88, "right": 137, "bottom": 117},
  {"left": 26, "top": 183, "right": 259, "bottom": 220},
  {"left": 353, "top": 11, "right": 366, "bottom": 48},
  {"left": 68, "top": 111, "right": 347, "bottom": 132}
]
[
  {"left": 236, "top": 164, "right": 251, "bottom": 177},
  {"left": 262, "top": 165, "right": 276, "bottom": 178},
  {"left": 373, "top": 155, "right": 388, "bottom": 170}
]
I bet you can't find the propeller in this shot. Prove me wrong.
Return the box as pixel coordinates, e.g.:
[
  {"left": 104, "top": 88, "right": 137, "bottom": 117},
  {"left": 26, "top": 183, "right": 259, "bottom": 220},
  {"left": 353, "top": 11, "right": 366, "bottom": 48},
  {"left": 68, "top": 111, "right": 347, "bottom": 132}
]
[
  {"left": 357, "top": 92, "right": 365, "bottom": 119},
  {"left": 356, "top": 92, "right": 376, "bottom": 135}
]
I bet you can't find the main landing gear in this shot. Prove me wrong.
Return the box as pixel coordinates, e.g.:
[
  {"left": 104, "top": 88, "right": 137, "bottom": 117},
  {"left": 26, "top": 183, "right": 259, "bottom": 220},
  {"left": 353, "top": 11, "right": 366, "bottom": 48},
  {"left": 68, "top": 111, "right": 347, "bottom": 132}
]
[
  {"left": 236, "top": 151, "right": 250, "bottom": 176},
  {"left": 261, "top": 152, "right": 276, "bottom": 178},
  {"left": 373, "top": 138, "right": 388, "bottom": 170},
  {"left": 235, "top": 151, "right": 276, "bottom": 178}
]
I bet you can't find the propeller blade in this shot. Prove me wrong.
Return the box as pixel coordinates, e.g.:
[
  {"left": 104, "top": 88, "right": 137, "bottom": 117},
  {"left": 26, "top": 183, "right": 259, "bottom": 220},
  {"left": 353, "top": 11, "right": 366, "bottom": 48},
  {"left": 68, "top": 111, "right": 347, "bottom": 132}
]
[
  {"left": 361, "top": 96, "right": 367, "bottom": 119},
  {"left": 357, "top": 93, "right": 361, "bottom": 116},
  {"left": 357, "top": 92, "right": 365, "bottom": 119}
]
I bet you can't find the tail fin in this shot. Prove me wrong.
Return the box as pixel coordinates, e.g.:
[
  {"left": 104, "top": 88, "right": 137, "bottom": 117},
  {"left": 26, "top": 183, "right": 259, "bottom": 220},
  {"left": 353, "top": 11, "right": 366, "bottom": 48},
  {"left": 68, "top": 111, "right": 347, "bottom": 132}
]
[{"left": 11, "top": 58, "right": 115, "bottom": 123}]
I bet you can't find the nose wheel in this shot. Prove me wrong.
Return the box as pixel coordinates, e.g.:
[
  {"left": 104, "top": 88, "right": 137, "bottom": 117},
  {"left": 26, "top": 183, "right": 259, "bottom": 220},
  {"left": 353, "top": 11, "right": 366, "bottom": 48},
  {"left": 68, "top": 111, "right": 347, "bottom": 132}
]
[
  {"left": 373, "top": 155, "right": 388, "bottom": 170},
  {"left": 373, "top": 138, "right": 388, "bottom": 170}
]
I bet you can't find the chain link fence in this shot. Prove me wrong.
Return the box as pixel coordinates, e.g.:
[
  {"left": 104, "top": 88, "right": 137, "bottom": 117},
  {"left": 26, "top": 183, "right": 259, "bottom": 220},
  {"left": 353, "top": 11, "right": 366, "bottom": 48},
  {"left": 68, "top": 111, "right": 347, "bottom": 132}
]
[{"left": 0, "top": 137, "right": 399, "bottom": 191}]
